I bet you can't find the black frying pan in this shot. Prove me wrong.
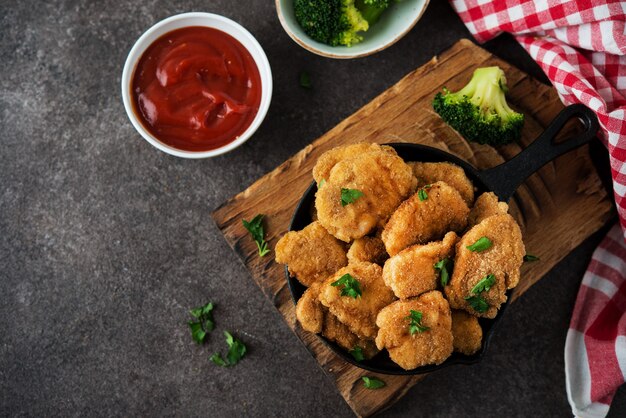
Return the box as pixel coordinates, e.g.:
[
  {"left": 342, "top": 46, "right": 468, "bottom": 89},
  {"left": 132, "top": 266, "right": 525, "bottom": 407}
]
[{"left": 286, "top": 104, "right": 599, "bottom": 375}]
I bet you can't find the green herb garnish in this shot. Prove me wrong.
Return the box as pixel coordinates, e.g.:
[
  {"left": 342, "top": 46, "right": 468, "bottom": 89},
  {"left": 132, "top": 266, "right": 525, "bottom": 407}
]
[
  {"left": 470, "top": 274, "right": 496, "bottom": 294},
  {"left": 318, "top": 179, "right": 326, "bottom": 189},
  {"left": 407, "top": 310, "right": 430, "bottom": 335},
  {"left": 243, "top": 214, "right": 270, "bottom": 257},
  {"left": 466, "top": 236, "right": 493, "bottom": 252},
  {"left": 188, "top": 302, "right": 215, "bottom": 344},
  {"left": 434, "top": 257, "right": 452, "bottom": 287},
  {"left": 331, "top": 273, "right": 362, "bottom": 298},
  {"left": 299, "top": 71, "right": 312, "bottom": 89},
  {"left": 524, "top": 254, "right": 539, "bottom": 262},
  {"left": 210, "top": 331, "right": 247, "bottom": 367},
  {"left": 418, "top": 188, "right": 428, "bottom": 201},
  {"left": 465, "top": 295, "right": 489, "bottom": 313},
  {"left": 341, "top": 188, "right": 364, "bottom": 206},
  {"left": 362, "top": 376, "right": 385, "bottom": 389},
  {"left": 350, "top": 346, "right": 365, "bottom": 362}
]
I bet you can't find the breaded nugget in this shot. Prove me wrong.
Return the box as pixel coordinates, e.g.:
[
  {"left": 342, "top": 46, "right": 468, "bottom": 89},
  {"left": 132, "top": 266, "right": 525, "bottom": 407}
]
[
  {"left": 296, "top": 283, "right": 324, "bottom": 333},
  {"left": 383, "top": 231, "right": 458, "bottom": 299},
  {"left": 275, "top": 221, "right": 348, "bottom": 287},
  {"left": 375, "top": 291, "right": 453, "bottom": 370},
  {"left": 409, "top": 162, "right": 475, "bottom": 205},
  {"left": 347, "top": 236, "right": 388, "bottom": 265},
  {"left": 468, "top": 192, "right": 509, "bottom": 226},
  {"left": 318, "top": 262, "right": 396, "bottom": 339},
  {"left": 451, "top": 310, "right": 482, "bottom": 355},
  {"left": 322, "top": 311, "right": 379, "bottom": 359},
  {"left": 295, "top": 283, "right": 379, "bottom": 358},
  {"left": 445, "top": 213, "right": 525, "bottom": 318},
  {"left": 316, "top": 149, "right": 416, "bottom": 242},
  {"left": 382, "top": 181, "right": 469, "bottom": 256},
  {"left": 312, "top": 143, "right": 396, "bottom": 184}
]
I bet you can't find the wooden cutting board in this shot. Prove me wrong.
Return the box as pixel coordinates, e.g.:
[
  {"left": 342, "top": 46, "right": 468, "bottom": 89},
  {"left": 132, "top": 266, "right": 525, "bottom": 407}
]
[{"left": 211, "top": 39, "right": 613, "bottom": 417}]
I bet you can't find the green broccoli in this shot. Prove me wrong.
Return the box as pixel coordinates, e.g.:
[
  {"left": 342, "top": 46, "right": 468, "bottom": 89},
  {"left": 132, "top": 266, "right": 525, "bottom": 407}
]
[
  {"left": 356, "top": 0, "right": 391, "bottom": 24},
  {"left": 294, "top": 0, "right": 369, "bottom": 47},
  {"left": 432, "top": 66, "right": 524, "bottom": 145}
]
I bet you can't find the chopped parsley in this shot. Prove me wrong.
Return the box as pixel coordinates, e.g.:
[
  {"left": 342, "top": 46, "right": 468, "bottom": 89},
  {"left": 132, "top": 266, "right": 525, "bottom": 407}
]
[
  {"left": 242, "top": 214, "right": 270, "bottom": 257},
  {"left": 299, "top": 71, "right": 312, "bottom": 89},
  {"left": 466, "top": 236, "right": 493, "bottom": 252},
  {"left": 418, "top": 188, "right": 428, "bottom": 201},
  {"left": 331, "top": 273, "right": 362, "bottom": 298},
  {"left": 524, "top": 254, "right": 539, "bottom": 262},
  {"left": 407, "top": 310, "right": 430, "bottom": 335},
  {"left": 340, "top": 188, "right": 364, "bottom": 206},
  {"left": 210, "top": 331, "right": 247, "bottom": 367},
  {"left": 470, "top": 274, "right": 496, "bottom": 294},
  {"left": 318, "top": 179, "right": 326, "bottom": 189},
  {"left": 465, "top": 295, "right": 489, "bottom": 313},
  {"left": 350, "top": 346, "right": 365, "bottom": 362},
  {"left": 362, "top": 376, "right": 385, "bottom": 389},
  {"left": 434, "top": 257, "right": 453, "bottom": 287},
  {"left": 188, "top": 302, "right": 215, "bottom": 344}
]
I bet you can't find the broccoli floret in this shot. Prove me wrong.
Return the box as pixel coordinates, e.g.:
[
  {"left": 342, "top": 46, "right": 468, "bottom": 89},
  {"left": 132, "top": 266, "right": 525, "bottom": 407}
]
[
  {"left": 294, "top": 0, "right": 369, "bottom": 47},
  {"left": 356, "top": 0, "right": 391, "bottom": 24},
  {"left": 432, "top": 66, "right": 524, "bottom": 145}
]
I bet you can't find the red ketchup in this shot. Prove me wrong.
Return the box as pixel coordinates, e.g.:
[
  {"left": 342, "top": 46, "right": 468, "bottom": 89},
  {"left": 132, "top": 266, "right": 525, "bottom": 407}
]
[{"left": 131, "top": 26, "right": 262, "bottom": 152}]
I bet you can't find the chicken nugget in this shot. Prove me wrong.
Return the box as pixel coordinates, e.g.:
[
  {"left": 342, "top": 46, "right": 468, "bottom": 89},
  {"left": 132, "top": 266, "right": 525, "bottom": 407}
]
[
  {"left": 451, "top": 310, "right": 482, "bottom": 355},
  {"left": 347, "top": 236, "right": 388, "bottom": 265},
  {"left": 409, "top": 162, "right": 475, "bottom": 205},
  {"left": 276, "top": 221, "right": 348, "bottom": 287},
  {"left": 382, "top": 181, "right": 469, "bottom": 256},
  {"left": 375, "top": 291, "right": 453, "bottom": 370},
  {"left": 468, "top": 192, "right": 509, "bottom": 226},
  {"left": 318, "top": 262, "right": 396, "bottom": 339},
  {"left": 296, "top": 283, "right": 324, "bottom": 333},
  {"left": 445, "top": 213, "right": 525, "bottom": 318},
  {"left": 295, "top": 283, "right": 378, "bottom": 359},
  {"left": 383, "top": 231, "right": 458, "bottom": 299},
  {"left": 312, "top": 143, "right": 396, "bottom": 184},
  {"left": 316, "top": 150, "right": 416, "bottom": 242}
]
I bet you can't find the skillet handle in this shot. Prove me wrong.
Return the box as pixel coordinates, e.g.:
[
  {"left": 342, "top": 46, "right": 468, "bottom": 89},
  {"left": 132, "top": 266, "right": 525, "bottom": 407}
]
[{"left": 478, "top": 104, "right": 599, "bottom": 202}]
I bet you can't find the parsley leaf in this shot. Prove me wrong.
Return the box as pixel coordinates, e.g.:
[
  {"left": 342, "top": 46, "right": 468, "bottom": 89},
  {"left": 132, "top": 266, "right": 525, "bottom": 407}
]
[
  {"left": 524, "top": 254, "right": 539, "bottom": 262},
  {"left": 188, "top": 302, "right": 215, "bottom": 344},
  {"left": 210, "top": 331, "right": 247, "bottom": 367},
  {"left": 243, "top": 214, "right": 270, "bottom": 257},
  {"left": 466, "top": 236, "right": 492, "bottom": 252},
  {"left": 407, "top": 310, "right": 430, "bottom": 335},
  {"left": 340, "top": 188, "right": 364, "bottom": 206},
  {"left": 299, "top": 71, "right": 312, "bottom": 89},
  {"left": 418, "top": 188, "right": 428, "bottom": 201},
  {"left": 362, "top": 376, "right": 385, "bottom": 389},
  {"left": 433, "top": 257, "right": 453, "bottom": 287},
  {"left": 350, "top": 346, "right": 365, "bottom": 362},
  {"left": 465, "top": 295, "right": 489, "bottom": 313},
  {"left": 471, "top": 274, "right": 496, "bottom": 294},
  {"left": 331, "top": 273, "right": 362, "bottom": 298},
  {"left": 318, "top": 179, "right": 326, "bottom": 189}
]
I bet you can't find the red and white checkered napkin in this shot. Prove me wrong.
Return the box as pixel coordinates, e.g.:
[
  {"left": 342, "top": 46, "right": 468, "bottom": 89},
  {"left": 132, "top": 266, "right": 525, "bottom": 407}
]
[{"left": 449, "top": 1, "right": 626, "bottom": 416}]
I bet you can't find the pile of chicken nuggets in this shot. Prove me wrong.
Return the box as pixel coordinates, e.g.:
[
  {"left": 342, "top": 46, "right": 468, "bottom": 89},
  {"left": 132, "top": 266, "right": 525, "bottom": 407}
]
[{"left": 275, "top": 143, "right": 526, "bottom": 370}]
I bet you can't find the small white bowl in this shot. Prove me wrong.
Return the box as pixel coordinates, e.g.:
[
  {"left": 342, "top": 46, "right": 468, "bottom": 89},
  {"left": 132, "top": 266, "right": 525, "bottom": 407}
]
[
  {"left": 276, "top": 0, "right": 430, "bottom": 59},
  {"left": 121, "top": 13, "right": 273, "bottom": 158}
]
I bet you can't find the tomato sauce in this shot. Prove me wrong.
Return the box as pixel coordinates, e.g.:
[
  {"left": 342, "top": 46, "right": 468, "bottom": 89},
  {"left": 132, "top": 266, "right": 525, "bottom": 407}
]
[{"left": 131, "top": 26, "right": 262, "bottom": 152}]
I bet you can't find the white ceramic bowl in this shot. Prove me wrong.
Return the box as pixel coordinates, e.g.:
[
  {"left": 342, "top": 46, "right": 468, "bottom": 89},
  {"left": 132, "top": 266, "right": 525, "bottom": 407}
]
[
  {"left": 121, "top": 13, "right": 273, "bottom": 158},
  {"left": 276, "top": 0, "right": 430, "bottom": 59}
]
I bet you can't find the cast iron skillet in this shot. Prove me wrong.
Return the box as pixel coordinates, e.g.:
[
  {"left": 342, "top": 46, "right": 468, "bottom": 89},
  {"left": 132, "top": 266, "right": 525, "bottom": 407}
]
[{"left": 286, "top": 104, "right": 599, "bottom": 375}]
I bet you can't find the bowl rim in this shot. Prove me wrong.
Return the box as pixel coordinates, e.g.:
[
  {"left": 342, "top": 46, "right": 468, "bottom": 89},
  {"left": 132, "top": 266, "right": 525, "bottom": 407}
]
[
  {"left": 275, "top": 0, "right": 430, "bottom": 59},
  {"left": 285, "top": 142, "right": 511, "bottom": 375},
  {"left": 121, "top": 12, "right": 273, "bottom": 159}
]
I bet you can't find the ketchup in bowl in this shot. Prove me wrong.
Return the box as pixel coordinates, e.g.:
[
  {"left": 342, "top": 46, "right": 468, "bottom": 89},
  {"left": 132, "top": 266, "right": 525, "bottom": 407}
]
[{"left": 131, "top": 26, "right": 262, "bottom": 152}]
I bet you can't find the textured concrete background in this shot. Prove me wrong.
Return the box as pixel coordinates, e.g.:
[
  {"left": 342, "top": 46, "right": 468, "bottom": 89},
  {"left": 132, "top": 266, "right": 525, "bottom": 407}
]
[{"left": 1, "top": 1, "right": 624, "bottom": 417}]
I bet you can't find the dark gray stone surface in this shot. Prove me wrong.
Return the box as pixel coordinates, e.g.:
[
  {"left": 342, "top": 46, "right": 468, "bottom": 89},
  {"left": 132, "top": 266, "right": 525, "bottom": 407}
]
[{"left": 0, "top": 1, "right": 623, "bottom": 417}]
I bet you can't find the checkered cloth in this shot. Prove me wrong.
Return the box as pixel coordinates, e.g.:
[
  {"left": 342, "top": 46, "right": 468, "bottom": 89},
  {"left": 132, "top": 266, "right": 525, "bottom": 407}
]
[{"left": 449, "top": 1, "right": 626, "bottom": 417}]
